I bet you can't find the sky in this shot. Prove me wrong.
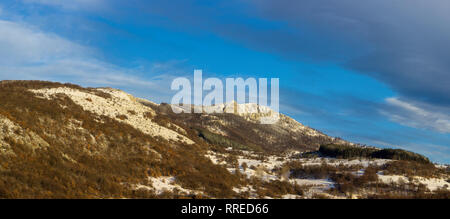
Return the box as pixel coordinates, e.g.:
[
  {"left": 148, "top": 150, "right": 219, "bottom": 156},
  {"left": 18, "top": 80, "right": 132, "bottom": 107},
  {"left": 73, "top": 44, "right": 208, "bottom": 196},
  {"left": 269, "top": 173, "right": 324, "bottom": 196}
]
[{"left": 0, "top": 0, "right": 449, "bottom": 163}]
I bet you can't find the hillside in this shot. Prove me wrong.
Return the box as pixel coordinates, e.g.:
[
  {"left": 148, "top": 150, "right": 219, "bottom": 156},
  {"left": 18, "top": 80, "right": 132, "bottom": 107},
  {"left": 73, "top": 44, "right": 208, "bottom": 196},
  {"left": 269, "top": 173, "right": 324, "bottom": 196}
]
[{"left": 0, "top": 80, "right": 449, "bottom": 199}]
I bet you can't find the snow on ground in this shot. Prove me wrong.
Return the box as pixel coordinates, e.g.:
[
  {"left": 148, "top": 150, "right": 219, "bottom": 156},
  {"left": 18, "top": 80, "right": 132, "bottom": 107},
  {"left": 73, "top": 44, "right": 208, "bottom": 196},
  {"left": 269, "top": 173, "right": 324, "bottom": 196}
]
[
  {"left": 207, "top": 149, "right": 339, "bottom": 197},
  {"left": 206, "top": 149, "right": 450, "bottom": 197},
  {"left": 206, "top": 150, "right": 286, "bottom": 182},
  {"left": 377, "top": 173, "right": 450, "bottom": 191},
  {"left": 289, "top": 178, "right": 334, "bottom": 189},
  {"left": 31, "top": 87, "right": 194, "bottom": 144},
  {"left": 299, "top": 157, "right": 391, "bottom": 167},
  {"left": 134, "top": 176, "right": 202, "bottom": 195},
  {"left": 377, "top": 174, "right": 408, "bottom": 184},
  {"left": 232, "top": 185, "right": 302, "bottom": 199},
  {"left": 232, "top": 185, "right": 259, "bottom": 198},
  {"left": 413, "top": 177, "right": 450, "bottom": 191},
  {"left": 233, "top": 185, "right": 256, "bottom": 194},
  {"left": 290, "top": 178, "right": 335, "bottom": 199},
  {"left": 281, "top": 194, "right": 300, "bottom": 199},
  {"left": 206, "top": 150, "right": 390, "bottom": 184},
  {"left": 205, "top": 152, "right": 227, "bottom": 165}
]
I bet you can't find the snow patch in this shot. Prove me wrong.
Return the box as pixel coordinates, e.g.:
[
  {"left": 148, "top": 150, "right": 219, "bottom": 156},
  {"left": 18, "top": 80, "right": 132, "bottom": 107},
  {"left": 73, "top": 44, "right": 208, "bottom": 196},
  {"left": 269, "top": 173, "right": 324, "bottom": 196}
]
[
  {"left": 146, "top": 176, "right": 202, "bottom": 195},
  {"left": 30, "top": 87, "right": 194, "bottom": 144}
]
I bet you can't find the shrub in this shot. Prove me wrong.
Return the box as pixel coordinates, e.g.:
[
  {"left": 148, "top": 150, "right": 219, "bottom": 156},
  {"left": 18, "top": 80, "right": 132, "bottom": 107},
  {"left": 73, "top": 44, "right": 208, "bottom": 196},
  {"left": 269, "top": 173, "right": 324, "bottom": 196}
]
[
  {"left": 382, "top": 160, "right": 441, "bottom": 178},
  {"left": 319, "top": 144, "right": 430, "bottom": 164}
]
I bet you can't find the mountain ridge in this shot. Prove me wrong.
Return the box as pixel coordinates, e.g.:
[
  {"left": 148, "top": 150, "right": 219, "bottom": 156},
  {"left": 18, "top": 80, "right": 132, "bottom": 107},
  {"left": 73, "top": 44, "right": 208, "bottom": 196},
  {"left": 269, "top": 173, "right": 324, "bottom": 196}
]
[{"left": 0, "top": 80, "right": 448, "bottom": 199}]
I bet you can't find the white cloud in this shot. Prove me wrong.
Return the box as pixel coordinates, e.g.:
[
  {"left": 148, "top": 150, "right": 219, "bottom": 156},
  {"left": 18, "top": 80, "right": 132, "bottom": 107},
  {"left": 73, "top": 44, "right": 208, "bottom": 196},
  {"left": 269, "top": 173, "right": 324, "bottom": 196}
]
[
  {"left": 382, "top": 97, "right": 450, "bottom": 133},
  {"left": 0, "top": 20, "right": 89, "bottom": 64},
  {"left": 22, "top": 0, "right": 106, "bottom": 10},
  {"left": 0, "top": 19, "right": 178, "bottom": 96}
]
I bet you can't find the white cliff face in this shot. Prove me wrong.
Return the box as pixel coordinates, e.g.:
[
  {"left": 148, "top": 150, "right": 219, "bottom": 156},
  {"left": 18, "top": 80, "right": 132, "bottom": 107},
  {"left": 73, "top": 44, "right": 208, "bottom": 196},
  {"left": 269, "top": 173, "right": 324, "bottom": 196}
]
[
  {"left": 171, "top": 101, "right": 335, "bottom": 144},
  {"left": 30, "top": 87, "right": 194, "bottom": 144},
  {"left": 201, "top": 101, "right": 273, "bottom": 116},
  {"left": 197, "top": 101, "right": 328, "bottom": 138},
  {"left": 173, "top": 101, "right": 354, "bottom": 149}
]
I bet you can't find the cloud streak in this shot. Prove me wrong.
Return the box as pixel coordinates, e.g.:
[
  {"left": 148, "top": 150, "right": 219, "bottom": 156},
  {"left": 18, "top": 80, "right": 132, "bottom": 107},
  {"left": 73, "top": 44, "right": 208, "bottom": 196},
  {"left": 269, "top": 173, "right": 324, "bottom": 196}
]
[
  {"left": 0, "top": 20, "right": 90, "bottom": 64},
  {"left": 22, "top": 0, "right": 107, "bottom": 11},
  {"left": 0, "top": 18, "right": 177, "bottom": 100},
  {"left": 383, "top": 97, "right": 450, "bottom": 133}
]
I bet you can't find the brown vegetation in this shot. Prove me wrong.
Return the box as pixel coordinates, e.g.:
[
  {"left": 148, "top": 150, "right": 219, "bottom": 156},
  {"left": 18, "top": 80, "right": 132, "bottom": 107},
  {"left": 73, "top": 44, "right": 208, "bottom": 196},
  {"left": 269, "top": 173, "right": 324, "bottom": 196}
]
[{"left": 0, "top": 81, "right": 242, "bottom": 198}]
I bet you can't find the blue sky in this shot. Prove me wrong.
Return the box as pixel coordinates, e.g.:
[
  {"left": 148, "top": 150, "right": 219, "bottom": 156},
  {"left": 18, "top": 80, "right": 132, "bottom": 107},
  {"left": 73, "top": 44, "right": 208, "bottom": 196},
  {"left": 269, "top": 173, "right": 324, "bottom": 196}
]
[{"left": 1, "top": 0, "right": 449, "bottom": 163}]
